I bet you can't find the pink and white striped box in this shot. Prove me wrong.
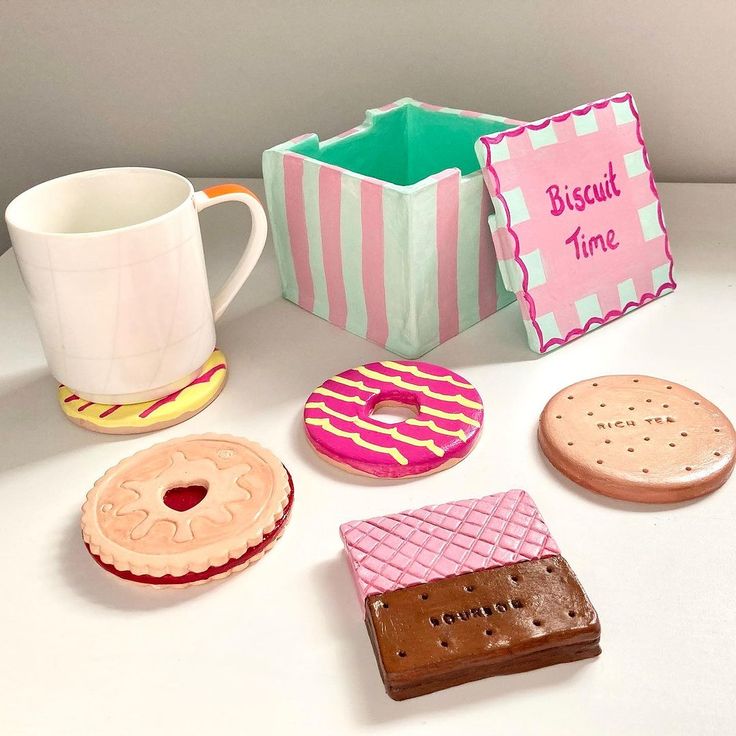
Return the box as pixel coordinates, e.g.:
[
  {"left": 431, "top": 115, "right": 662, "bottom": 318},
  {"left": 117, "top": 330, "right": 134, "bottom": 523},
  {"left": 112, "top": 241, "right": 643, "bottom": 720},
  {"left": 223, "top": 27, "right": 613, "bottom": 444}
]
[{"left": 262, "top": 99, "right": 524, "bottom": 358}]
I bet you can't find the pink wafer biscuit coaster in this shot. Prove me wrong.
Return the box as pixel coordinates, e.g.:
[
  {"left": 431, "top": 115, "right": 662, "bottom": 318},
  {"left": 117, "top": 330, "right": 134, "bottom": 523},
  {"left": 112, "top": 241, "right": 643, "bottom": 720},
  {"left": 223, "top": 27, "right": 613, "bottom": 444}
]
[{"left": 304, "top": 360, "right": 483, "bottom": 478}]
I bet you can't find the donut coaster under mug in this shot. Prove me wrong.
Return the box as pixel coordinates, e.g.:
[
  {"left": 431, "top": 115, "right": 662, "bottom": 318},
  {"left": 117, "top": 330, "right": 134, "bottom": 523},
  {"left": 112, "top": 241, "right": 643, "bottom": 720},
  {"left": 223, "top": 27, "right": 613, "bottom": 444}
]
[{"left": 58, "top": 348, "right": 228, "bottom": 435}]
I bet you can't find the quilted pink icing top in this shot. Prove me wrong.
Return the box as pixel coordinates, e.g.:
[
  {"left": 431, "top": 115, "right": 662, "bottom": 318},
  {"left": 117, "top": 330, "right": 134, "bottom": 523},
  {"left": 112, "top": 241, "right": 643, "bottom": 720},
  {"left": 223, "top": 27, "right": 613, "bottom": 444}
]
[{"left": 339, "top": 489, "right": 560, "bottom": 602}]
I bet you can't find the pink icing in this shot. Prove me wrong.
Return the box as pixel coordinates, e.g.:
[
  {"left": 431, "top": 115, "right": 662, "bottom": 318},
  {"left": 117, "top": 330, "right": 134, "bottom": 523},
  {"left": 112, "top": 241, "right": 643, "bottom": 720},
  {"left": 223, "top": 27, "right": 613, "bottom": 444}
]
[
  {"left": 339, "top": 489, "right": 560, "bottom": 602},
  {"left": 303, "top": 361, "right": 483, "bottom": 478}
]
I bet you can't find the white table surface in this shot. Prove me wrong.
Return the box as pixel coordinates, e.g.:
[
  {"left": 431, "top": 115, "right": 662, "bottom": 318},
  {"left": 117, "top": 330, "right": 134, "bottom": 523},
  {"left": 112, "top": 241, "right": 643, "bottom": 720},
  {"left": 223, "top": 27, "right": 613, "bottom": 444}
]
[{"left": 1, "top": 180, "right": 735, "bottom": 736}]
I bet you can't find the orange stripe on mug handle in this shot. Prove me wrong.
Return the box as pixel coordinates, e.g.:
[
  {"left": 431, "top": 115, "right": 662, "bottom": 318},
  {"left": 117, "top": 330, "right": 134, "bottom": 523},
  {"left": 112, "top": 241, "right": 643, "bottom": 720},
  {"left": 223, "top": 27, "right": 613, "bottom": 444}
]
[
  {"left": 193, "top": 183, "right": 268, "bottom": 321},
  {"left": 202, "top": 183, "right": 260, "bottom": 201}
]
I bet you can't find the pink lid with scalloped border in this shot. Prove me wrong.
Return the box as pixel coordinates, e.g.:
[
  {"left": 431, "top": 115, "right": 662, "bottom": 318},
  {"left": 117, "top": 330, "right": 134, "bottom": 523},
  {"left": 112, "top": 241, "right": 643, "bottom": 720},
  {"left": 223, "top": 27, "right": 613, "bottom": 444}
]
[{"left": 476, "top": 92, "right": 676, "bottom": 355}]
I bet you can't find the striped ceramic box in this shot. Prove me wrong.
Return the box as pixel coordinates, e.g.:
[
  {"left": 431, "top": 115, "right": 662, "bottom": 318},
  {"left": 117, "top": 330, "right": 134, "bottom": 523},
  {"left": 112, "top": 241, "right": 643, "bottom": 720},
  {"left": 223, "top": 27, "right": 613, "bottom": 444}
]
[{"left": 262, "top": 99, "right": 524, "bottom": 358}]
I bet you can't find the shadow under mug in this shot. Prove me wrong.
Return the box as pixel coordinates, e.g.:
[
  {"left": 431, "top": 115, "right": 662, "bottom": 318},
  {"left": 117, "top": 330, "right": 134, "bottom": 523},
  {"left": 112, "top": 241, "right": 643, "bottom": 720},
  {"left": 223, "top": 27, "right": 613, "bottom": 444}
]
[{"left": 5, "top": 167, "right": 267, "bottom": 404}]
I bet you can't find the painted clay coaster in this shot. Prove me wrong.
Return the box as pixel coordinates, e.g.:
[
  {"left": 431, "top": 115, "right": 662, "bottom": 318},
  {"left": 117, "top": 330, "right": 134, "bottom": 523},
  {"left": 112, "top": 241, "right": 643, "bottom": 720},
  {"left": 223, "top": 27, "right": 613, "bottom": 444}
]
[
  {"left": 475, "top": 93, "right": 676, "bottom": 354},
  {"left": 304, "top": 360, "right": 483, "bottom": 478},
  {"left": 340, "top": 490, "right": 600, "bottom": 700},
  {"left": 81, "top": 434, "right": 292, "bottom": 587},
  {"left": 59, "top": 349, "right": 227, "bottom": 434},
  {"left": 539, "top": 375, "right": 736, "bottom": 503}
]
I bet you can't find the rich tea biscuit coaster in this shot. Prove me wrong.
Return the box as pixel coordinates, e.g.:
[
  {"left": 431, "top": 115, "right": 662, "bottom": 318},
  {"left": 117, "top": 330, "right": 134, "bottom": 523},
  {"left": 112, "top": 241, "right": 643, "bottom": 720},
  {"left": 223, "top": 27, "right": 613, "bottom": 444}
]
[
  {"left": 81, "top": 434, "right": 292, "bottom": 587},
  {"left": 59, "top": 349, "right": 227, "bottom": 434},
  {"left": 539, "top": 375, "right": 736, "bottom": 503},
  {"left": 340, "top": 490, "right": 600, "bottom": 699}
]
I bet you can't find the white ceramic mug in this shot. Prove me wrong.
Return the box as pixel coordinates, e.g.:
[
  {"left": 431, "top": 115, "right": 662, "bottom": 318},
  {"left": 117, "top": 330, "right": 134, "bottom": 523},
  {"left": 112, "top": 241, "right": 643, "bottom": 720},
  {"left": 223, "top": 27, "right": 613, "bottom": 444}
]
[{"left": 5, "top": 167, "right": 267, "bottom": 404}]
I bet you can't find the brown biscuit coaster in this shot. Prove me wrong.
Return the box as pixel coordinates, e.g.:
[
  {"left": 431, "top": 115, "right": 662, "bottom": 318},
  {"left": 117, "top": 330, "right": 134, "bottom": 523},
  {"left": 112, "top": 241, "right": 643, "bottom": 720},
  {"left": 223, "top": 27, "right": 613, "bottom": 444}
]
[
  {"left": 365, "top": 556, "right": 600, "bottom": 700},
  {"left": 539, "top": 375, "right": 736, "bottom": 503}
]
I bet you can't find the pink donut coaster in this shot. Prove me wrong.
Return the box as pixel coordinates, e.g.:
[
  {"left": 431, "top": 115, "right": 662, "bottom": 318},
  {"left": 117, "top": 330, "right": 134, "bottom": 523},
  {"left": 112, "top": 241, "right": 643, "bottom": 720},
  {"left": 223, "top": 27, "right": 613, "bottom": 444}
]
[{"left": 303, "top": 360, "right": 484, "bottom": 478}]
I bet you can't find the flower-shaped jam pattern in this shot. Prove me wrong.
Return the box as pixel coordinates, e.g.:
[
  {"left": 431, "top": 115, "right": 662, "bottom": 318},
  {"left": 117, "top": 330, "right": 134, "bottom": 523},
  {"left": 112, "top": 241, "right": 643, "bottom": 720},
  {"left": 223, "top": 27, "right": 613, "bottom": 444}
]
[{"left": 92, "top": 437, "right": 286, "bottom": 555}]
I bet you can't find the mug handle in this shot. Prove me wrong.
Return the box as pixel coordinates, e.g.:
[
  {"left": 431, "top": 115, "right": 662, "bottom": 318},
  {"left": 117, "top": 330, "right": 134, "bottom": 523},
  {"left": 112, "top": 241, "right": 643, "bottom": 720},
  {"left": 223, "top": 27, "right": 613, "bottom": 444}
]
[{"left": 193, "top": 183, "right": 268, "bottom": 322}]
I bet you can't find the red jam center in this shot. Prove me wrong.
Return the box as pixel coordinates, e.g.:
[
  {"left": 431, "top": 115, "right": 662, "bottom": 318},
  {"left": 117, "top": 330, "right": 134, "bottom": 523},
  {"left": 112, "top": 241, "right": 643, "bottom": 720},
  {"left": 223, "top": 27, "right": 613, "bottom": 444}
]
[{"left": 163, "top": 484, "right": 208, "bottom": 512}]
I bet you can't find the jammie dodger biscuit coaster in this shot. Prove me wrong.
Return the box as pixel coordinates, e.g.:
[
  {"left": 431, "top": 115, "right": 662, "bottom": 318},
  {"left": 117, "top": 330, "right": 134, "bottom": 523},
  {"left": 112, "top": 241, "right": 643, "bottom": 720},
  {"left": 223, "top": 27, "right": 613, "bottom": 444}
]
[
  {"left": 81, "top": 434, "right": 293, "bottom": 587},
  {"left": 539, "top": 375, "right": 736, "bottom": 503},
  {"left": 304, "top": 360, "right": 483, "bottom": 478},
  {"left": 340, "top": 490, "right": 600, "bottom": 700},
  {"left": 59, "top": 349, "right": 228, "bottom": 435}
]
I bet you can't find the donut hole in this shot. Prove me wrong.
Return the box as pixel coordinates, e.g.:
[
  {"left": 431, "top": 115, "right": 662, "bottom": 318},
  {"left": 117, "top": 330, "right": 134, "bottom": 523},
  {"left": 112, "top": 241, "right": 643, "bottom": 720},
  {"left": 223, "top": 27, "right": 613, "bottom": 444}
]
[
  {"left": 369, "top": 394, "right": 420, "bottom": 425},
  {"left": 163, "top": 483, "right": 209, "bottom": 512}
]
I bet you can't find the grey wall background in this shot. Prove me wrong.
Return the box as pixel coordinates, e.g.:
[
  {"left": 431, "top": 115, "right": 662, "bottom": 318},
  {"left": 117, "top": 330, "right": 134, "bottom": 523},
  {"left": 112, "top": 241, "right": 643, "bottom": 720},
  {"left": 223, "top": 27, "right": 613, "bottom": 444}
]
[{"left": 1, "top": 0, "right": 735, "bottom": 253}]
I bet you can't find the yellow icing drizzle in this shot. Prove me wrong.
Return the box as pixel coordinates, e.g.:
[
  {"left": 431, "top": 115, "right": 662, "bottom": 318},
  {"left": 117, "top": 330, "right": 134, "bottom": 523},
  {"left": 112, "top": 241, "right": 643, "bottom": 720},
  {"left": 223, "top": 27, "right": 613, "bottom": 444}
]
[
  {"left": 312, "top": 387, "right": 366, "bottom": 405},
  {"left": 421, "top": 405, "right": 481, "bottom": 427},
  {"left": 406, "top": 418, "right": 467, "bottom": 441},
  {"left": 381, "top": 361, "right": 474, "bottom": 389},
  {"left": 356, "top": 366, "right": 482, "bottom": 410},
  {"left": 331, "top": 375, "right": 380, "bottom": 394},
  {"left": 305, "top": 402, "right": 445, "bottom": 457},
  {"left": 305, "top": 417, "right": 409, "bottom": 465}
]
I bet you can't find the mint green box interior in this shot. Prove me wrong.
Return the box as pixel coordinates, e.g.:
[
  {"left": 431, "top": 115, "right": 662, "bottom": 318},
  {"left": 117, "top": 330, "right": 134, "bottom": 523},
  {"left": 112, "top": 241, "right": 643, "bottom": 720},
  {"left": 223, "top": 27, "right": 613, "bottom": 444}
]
[{"left": 307, "top": 103, "right": 512, "bottom": 187}]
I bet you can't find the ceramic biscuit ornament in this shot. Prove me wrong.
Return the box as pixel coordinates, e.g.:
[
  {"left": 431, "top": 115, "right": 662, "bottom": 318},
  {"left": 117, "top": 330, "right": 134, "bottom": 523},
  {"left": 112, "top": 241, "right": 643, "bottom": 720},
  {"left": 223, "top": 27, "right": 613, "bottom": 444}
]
[
  {"left": 340, "top": 490, "right": 600, "bottom": 700},
  {"left": 304, "top": 360, "right": 483, "bottom": 478},
  {"left": 59, "top": 349, "right": 228, "bottom": 434},
  {"left": 538, "top": 375, "right": 735, "bottom": 503},
  {"left": 81, "top": 434, "right": 293, "bottom": 586}
]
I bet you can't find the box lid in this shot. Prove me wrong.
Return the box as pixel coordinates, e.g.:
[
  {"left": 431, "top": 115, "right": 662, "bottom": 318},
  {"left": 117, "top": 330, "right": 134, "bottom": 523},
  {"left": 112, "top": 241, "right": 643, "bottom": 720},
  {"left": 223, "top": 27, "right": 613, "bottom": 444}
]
[{"left": 475, "top": 92, "right": 676, "bottom": 354}]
